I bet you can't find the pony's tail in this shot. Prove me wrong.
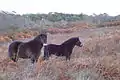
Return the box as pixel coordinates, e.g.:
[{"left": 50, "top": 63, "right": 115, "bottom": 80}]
[
  {"left": 8, "top": 46, "right": 16, "bottom": 62},
  {"left": 8, "top": 41, "right": 22, "bottom": 62}
]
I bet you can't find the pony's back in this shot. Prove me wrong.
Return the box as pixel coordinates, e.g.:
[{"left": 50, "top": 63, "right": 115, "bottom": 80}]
[{"left": 61, "top": 37, "right": 79, "bottom": 45}]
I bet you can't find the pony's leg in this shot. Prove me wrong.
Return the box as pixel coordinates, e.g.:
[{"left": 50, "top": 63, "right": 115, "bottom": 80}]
[
  {"left": 66, "top": 55, "right": 68, "bottom": 61},
  {"left": 8, "top": 47, "right": 18, "bottom": 62},
  {"left": 43, "top": 48, "right": 50, "bottom": 60},
  {"left": 11, "top": 53, "right": 17, "bottom": 62},
  {"left": 66, "top": 56, "right": 70, "bottom": 61},
  {"left": 68, "top": 56, "right": 70, "bottom": 61},
  {"left": 31, "top": 58, "right": 35, "bottom": 63},
  {"left": 35, "top": 57, "right": 38, "bottom": 62},
  {"left": 30, "top": 55, "right": 36, "bottom": 64},
  {"left": 14, "top": 49, "right": 19, "bottom": 62},
  {"left": 65, "top": 49, "right": 69, "bottom": 61},
  {"left": 14, "top": 54, "right": 17, "bottom": 62},
  {"left": 15, "top": 46, "right": 21, "bottom": 62},
  {"left": 65, "top": 52, "right": 71, "bottom": 61},
  {"left": 35, "top": 54, "right": 40, "bottom": 62},
  {"left": 15, "top": 53, "right": 19, "bottom": 62}
]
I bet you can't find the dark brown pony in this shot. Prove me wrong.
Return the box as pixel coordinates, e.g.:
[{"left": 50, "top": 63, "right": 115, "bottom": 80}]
[
  {"left": 8, "top": 33, "right": 47, "bottom": 63},
  {"left": 44, "top": 37, "right": 83, "bottom": 61}
]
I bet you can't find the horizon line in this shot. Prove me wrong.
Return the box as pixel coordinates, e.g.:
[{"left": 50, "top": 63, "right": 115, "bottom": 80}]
[{"left": 0, "top": 10, "right": 119, "bottom": 16}]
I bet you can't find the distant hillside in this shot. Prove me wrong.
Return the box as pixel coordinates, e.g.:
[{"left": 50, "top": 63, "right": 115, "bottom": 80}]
[
  {"left": 0, "top": 11, "right": 36, "bottom": 30},
  {"left": 0, "top": 11, "right": 120, "bottom": 31}
]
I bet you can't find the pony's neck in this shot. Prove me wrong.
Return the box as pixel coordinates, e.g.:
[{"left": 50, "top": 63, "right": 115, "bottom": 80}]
[
  {"left": 62, "top": 39, "right": 77, "bottom": 49},
  {"left": 70, "top": 42, "right": 77, "bottom": 49}
]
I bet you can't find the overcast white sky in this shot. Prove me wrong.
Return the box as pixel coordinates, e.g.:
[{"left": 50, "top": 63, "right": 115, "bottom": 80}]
[{"left": 0, "top": 0, "right": 119, "bottom": 16}]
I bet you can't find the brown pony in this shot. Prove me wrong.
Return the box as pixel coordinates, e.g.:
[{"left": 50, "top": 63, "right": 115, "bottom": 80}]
[
  {"left": 44, "top": 37, "right": 83, "bottom": 61},
  {"left": 8, "top": 33, "right": 47, "bottom": 63}
]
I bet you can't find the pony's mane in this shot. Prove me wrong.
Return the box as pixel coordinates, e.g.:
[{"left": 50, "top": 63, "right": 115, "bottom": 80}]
[
  {"left": 61, "top": 37, "right": 79, "bottom": 45},
  {"left": 34, "top": 35, "right": 40, "bottom": 40},
  {"left": 34, "top": 34, "right": 47, "bottom": 40}
]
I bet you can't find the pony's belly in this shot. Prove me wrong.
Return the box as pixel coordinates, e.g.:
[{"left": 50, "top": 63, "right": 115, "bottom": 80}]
[{"left": 56, "top": 52, "right": 64, "bottom": 56}]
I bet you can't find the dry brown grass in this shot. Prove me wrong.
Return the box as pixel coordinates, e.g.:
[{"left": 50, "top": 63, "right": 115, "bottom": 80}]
[
  {"left": 0, "top": 27, "right": 120, "bottom": 80},
  {"left": 35, "top": 30, "right": 120, "bottom": 80}
]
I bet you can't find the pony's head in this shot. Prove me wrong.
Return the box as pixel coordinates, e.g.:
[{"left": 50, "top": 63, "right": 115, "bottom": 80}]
[
  {"left": 34, "top": 33, "right": 47, "bottom": 44},
  {"left": 75, "top": 37, "right": 83, "bottom": 47}
]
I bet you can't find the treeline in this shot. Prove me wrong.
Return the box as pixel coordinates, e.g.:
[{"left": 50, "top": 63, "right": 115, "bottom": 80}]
[
  {"left": 23, "top": 12, "right": 84, "bottom": 22},
  {"left": 1, "top": 11, "right": 120, "bottom": 31},
  {"left": 23, "top": 12, "right": 120, "bottom": 24}
]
